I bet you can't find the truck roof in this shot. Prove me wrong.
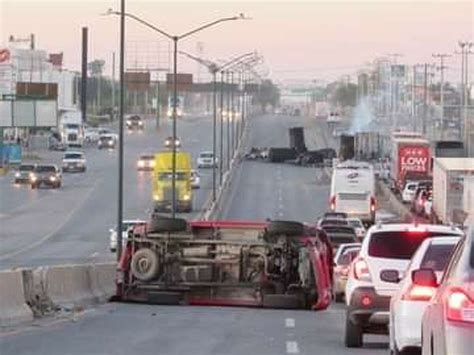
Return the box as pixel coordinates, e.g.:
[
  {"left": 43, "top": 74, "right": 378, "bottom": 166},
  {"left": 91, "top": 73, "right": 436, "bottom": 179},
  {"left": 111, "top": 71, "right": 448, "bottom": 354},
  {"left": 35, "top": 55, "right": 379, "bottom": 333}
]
[
  {"left": 434, "top": 157, "right": 474, "bottom": 171},
  {"left": 154, "top": 151, "right": 191, "bottom": 171},
  {"left": 392, "top": 137, "right": 430, "bottom": 145}
]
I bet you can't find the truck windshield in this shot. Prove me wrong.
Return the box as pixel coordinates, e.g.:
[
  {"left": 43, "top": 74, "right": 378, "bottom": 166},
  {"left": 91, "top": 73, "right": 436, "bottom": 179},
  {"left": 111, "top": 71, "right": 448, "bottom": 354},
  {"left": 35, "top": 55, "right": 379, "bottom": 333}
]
[
  {"left": 157, "top": 172, "right": 187, "bottom": 181},
  {"left": 64, "top": 153, "right": 83, "bottom": 159}
]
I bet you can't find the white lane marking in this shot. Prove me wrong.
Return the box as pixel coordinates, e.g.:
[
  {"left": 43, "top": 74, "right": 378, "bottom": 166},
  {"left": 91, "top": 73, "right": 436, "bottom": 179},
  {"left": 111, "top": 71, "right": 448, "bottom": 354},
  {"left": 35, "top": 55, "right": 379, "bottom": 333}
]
[
  {"left": 285, "top": 318, "right": 295, "bottom": 328},
  {"left": 279, "top": 203, "right": 284, "bottom": 209},
  {"left": 286, "top": 341, "right": 299, "bottom": 354},
  {"left": 278, "top": 211, "right": 284, "bottom": 217}
]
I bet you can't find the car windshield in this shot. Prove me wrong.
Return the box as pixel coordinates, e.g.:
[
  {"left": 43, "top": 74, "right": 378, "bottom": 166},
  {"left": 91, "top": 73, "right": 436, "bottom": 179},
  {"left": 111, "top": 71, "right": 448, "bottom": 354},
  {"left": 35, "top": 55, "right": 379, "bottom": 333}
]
[
  {"left": 321, "top": 219, "right": 348, "bottom": 226},
  {"left": 368, "top": 231, "right": 461, "bottom": 259},
  {"left": 200, "top": 153, "right": 213, "bottom": 158},
  {"left": 347, "top": 220, "right": 363, "bottom": 228},
  {"left": 420, "top": 243, "right": 458, "bottom": 271},
  {"left": 64, "top": 153, "right": 83, "bottom": 159},
  {"left": 19, "top": 165, "right": 34, "bottom": 171},
  {"left": 337, "top": 249, "right": 360, "bottom": 265},
  {"left": 100, "top": 136, "right": 113, "bottom": 141},
  {"left": 35, "top": 166, "right": 56, "bottom": 173},
  {"left": 140, "top": 155, "right": 154, "bottom": 160}
]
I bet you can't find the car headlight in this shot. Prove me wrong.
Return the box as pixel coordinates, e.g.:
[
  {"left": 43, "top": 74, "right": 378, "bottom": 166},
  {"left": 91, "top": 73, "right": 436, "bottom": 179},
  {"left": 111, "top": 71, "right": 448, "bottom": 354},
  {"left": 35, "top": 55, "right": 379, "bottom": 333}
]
[
  {"left": 183, "top": 194, "right": 191, "bottom": 201},
  {"left": 150, "top": 161, "right": 156, "bottom": 167},
  {"left": 15, "top": 172, "right": 20, "bottom": 178},
  {"left": 153, "top": 194, "right": 162, "bottom": 201},
  {"left": 137, "top": 160, "right": 145, "bottom": 167},
  {"left": 108, "top": 140, "right": 113, "bottom": 146},
  {"left": 50, "top": 176, "right": 57, "bottom": 182},
  {"left": 30, "top": 174, "right": 37, "bottom": 182},
  {"left": 126, "top": 120, "right": 131, "bottom": 125},
  {"left": 138, "top": 121, "right": 143, "bottom": 126}
]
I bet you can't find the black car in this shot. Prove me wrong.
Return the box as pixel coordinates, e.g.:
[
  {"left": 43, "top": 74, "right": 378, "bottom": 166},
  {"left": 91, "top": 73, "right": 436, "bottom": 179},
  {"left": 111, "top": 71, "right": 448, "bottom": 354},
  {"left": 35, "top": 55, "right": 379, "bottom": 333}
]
[
  {"left": 126, "top": 115, "right": 144, "bottom": 130},
  {"left": 30, "top": 164, "right": 62, "bottom": 189}
]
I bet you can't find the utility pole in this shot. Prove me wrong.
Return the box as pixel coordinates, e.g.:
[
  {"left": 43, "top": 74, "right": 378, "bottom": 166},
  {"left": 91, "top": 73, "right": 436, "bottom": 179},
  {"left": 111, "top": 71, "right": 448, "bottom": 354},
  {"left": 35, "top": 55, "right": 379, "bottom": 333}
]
[
  {"left": 457, "top": 41, "right": 473, "bottom": 155},
  {"left": 112, "top": 52, "right": 116, "bottom": 118},
  {"left": 423, "top": 63, "right": 428, "bottom": 136},
  {"left": 433, "top": 53, "right": 451, "bottom": 140},
  {"left": 386, "top": 53, "right": 403, "bottom": 128}
]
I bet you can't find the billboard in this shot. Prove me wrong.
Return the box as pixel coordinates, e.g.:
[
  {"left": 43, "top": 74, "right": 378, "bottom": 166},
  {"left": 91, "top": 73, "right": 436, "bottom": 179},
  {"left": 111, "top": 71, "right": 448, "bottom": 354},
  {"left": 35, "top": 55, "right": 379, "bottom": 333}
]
[
  {"left": 399, "top": 145, "right": 431, "bottom": 174},
  {"left": 166, "top": 73, "right": 193, "bottom": 91},
  {"left": 16, "top": 82, "right": 58, "bottom": 99},
  {"left": 125, "top": 72, "right": 150, "bottom": 91},
  {"left": 0, "top": 99, "right": 58, "bottom": 127}
]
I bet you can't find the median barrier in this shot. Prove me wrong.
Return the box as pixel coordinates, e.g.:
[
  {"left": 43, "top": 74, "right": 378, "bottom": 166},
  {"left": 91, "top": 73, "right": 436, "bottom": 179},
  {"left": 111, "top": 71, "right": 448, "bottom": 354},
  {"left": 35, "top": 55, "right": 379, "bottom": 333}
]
[
  {"left": 41, "top": 264, "right": 95, "bottom": 310},
  {"left": 0, "top": 270, "right": 34, "bottom": 327},
  {"left": 88, "top": 263, "right": 116, "bottom": 303}
]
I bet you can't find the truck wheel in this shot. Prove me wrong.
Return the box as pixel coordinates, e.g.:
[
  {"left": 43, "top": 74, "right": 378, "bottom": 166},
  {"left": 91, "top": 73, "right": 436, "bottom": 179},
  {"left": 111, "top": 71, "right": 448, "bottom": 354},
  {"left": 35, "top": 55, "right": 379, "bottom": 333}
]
[
  {"left": 262, "top": 294, "right": 301, "bottom": 309},
  {"left": 148, "top": 215, "right": 187, "bottom": 233},
  {"left": 344, "top": 315, "right": 363, "bottom": 348},
  {"left": 267, "top": 220, "right": 305, "bottom": 236},
  {"left": 130, "top": 248, "right": 160, "bottom": 281}
]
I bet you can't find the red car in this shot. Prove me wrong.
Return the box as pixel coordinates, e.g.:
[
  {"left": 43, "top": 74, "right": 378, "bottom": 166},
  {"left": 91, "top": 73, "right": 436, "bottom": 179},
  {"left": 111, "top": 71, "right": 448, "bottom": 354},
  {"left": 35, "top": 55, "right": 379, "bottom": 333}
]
[{"left": 116, "top": 216, "right": 333, "bottom": 310}]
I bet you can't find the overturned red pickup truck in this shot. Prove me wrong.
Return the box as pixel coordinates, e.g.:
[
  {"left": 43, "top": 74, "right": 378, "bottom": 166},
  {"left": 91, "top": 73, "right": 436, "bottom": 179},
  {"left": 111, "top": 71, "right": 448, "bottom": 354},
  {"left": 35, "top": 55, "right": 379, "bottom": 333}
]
[{"left": 116, "top": 216, "right": 333, "bottom": 310}]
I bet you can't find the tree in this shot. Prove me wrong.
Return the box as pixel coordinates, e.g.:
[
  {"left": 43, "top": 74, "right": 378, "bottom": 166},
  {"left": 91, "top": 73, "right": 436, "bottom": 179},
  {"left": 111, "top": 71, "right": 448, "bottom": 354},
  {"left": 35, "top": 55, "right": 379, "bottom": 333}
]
[
  {"left": 329, "top": 83, "right": 358, "bottom": 107},
  {"left": 254, "top": 79, "right": 280, "bottom": 112}
]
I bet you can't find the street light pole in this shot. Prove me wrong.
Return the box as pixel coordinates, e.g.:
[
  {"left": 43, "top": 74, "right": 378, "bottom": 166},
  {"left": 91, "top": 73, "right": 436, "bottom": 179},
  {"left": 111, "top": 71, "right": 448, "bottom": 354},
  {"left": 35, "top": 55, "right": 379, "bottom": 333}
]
[
  {"left": 117, "top": 0, "right": 125, "bottom": 260},
  {"left": 171, "top": 37, "right": 178, "bottom": 217},
  {"left": 226, "top": 70, "right": 231, "bottom": 171},
  {"left": 212, "top": 70, "right": 217, "bottom": 201},
  {"left": 219, "top": 71, "right": 225, "bottom": 185},
  {"left": 105, "top": 10, "right": 246, "bottom": 217},
  {"left": 231, "top": 71, "right": 235, "bottom": 154}
]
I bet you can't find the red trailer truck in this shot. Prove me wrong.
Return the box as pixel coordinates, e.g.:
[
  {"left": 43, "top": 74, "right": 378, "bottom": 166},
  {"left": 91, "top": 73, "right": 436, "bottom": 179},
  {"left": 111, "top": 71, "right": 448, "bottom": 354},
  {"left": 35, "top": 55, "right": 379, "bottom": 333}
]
[{"left": 390, "top": 137, "right": 432, "bottom": 192}]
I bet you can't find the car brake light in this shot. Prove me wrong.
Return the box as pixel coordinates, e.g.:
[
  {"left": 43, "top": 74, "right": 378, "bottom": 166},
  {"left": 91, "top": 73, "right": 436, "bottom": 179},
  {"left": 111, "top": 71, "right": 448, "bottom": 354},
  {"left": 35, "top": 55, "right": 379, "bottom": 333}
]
[
  {"left": 330, "top": 195, "right": 336, "bottom": 211},
  {"left": 370, "top": 196, "right": 376, "bottom": 213},
  {"left": 401, "top": 284, "right": 435, "bottom": 301},
  {"left": 353, "top": 258, "right": 371, "bottom": 282},
  {"left": 445, "top": 287, "right": 474, "bottom": 323}
]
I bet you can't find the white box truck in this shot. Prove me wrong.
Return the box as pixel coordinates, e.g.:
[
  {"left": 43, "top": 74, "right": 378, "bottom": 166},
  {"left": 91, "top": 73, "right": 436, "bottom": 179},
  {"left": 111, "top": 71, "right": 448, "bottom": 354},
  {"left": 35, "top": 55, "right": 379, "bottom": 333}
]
[
  {"left": 462, "top": 175, "right": 474, "bottom": 224},
  {"left": 432, "top": 158, "right": 474, "bottom": 225},
  {"left": 330, "top": 160, "right": 376, "bottom": 225}
]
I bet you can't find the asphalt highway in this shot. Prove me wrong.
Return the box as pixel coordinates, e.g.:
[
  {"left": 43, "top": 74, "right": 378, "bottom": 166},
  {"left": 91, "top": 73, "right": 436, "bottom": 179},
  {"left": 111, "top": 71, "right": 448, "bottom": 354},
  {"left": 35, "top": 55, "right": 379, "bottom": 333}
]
[
  {"left": 0, "top": 114, "right": 388, "bottom": 355},
  {"left": 0, "top": 115, "right": 221, "bottom": 268}
]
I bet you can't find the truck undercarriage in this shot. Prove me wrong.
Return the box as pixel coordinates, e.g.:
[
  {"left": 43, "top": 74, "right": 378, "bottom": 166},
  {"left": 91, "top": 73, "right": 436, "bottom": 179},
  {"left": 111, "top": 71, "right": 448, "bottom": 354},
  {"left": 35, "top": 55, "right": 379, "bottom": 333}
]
[{"left": 117, "top": 218, "right": 332, "bottom": 310}]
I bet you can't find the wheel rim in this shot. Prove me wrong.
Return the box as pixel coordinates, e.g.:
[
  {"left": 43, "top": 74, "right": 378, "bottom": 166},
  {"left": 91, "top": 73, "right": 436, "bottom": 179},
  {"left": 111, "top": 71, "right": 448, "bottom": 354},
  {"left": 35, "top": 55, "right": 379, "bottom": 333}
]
[{"left": 137, "top": 257, "right": 151, "bottom": 273}]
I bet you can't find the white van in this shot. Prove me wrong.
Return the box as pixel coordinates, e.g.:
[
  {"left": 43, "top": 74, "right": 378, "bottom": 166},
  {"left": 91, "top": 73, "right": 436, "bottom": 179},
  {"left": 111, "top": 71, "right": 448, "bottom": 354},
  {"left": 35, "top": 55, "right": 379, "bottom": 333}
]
[{"left": 330, "top": 160, "right": 376, "bottom": 224}]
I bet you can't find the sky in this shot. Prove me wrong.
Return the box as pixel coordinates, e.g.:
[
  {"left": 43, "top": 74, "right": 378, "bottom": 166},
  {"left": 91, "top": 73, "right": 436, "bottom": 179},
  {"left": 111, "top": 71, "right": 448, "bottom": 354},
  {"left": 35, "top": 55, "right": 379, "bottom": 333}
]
[{"left": 0, "top": 0, "right": 472, "bottom": 84}]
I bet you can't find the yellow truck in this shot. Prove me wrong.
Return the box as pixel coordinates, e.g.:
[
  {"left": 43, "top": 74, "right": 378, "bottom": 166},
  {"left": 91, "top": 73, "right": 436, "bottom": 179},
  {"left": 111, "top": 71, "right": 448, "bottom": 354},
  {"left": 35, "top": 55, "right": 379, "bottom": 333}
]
[{"left": 152, "top": 151, "right": 193, "bottom": 212}]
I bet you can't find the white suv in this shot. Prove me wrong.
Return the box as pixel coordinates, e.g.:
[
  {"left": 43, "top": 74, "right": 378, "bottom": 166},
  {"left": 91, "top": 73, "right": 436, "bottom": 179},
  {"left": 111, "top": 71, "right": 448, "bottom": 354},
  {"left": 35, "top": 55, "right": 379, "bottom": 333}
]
[{"left": 344, "top": 223, "right": 463, "bottom": 348}]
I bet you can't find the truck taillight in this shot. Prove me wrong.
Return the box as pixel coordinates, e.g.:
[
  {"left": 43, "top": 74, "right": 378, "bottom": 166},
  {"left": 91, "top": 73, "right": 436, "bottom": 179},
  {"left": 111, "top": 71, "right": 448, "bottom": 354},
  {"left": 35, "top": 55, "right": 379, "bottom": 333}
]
[
  {"left": 370, "top": 196, "right": 376, "bottom": 213},
  {"left": 352, "top": 257, "right": 371, "bottom": 282},
  {"left": 445, "top": 287, "right": 474, "bottom": 323},
  {"left": 401, "top": 284, "right": 435, "bottom": 301},
  {"left": 330, "top": 195, "right": 336, "bottom": 211}
]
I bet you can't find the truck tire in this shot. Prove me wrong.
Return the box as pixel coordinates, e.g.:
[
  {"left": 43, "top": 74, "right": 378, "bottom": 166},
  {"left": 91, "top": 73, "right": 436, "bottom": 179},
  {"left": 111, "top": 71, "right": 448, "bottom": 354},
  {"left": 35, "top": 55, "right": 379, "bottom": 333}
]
[
  {"left": 262, "top": 294, "right": 301, "bottom": 309},
  {"left": 344, "top": 315, "right": 363, "bottom": 348},
  {"left": 130, "top": 248, "right": 160, "bottom": 281},
  {"left": 267, "top": 220, "right": 305, "bottom": 236},
  {"left": 149, "top": 215, "right": 187, "bottom": 233}
]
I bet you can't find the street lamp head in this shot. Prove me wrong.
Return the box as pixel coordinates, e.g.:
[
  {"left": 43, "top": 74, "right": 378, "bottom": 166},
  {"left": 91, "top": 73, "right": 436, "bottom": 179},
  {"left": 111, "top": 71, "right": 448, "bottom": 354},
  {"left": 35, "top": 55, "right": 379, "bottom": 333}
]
[
  {"left": 101, "top": 8, "right": 118, "bottom": 16},
  {"left": 236, "top": 13, "right": 251, "bottom": 20}
]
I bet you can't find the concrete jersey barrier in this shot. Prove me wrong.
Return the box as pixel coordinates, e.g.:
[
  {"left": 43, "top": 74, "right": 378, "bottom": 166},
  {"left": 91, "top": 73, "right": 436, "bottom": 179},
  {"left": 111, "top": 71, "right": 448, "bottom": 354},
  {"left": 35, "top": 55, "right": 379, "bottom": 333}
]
[{"left": 0, "top": 270, "right": 34, "bottom": 327}]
